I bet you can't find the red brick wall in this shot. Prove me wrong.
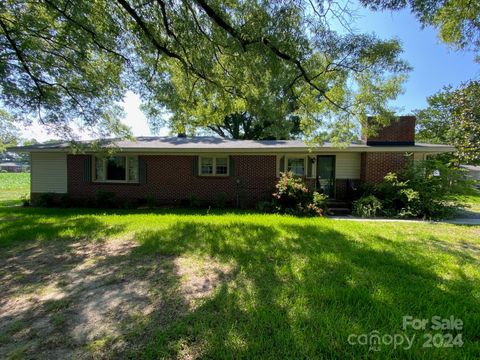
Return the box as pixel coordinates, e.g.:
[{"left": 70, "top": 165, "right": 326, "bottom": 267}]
[
  {"left": 360, "top": 152, "right": 408, "bottom": 183},
  {"left": 30, "top": 153, "right": 412, "bottom": 207},
  {"left": 67, "top": 154, "right": 277, "bottom": 206},
  {"left": 363, "top": 116, "right": 416, "bottom": 145}
]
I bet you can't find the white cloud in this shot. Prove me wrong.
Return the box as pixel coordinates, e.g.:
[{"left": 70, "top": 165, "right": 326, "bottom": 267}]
[{"left": 19, "top": 91, "right": 169, "bottom": 142}]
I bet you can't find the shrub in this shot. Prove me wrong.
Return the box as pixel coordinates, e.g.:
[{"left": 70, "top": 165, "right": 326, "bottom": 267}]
[
  {"left": 59, "top": 193, "right": 71, "bottom": 208},
  {"left": 237, "top": 190, "right": 249, "bottom": 209},
  {"left": 310, "top": 191, "right": 329, "bottom": 216},
  {"left": 95, "top": 190, "right": 115, "bottom": 208},
  {"left": 123, "top": 199, "right": 138, "bottom": 209},
  {"left": 146, "top": 195, "right": 156, "bottom": 208},
  {"left": 256, "top": 200, "right": 273, "bottom": 213},
  {"left": 272, "top": 172, "right": 326, "bottom": 216},
  {"left": 188, "top": 193, "right": 200, "bottom": 208},
  {"left": 214, "top": 192, "right": 228, "bottom": 209},
  {"left": 34, "top": 193, "right": 56, "bottom": 207},
  {"left": 273, "top": 172, "right": 311, "bottom": 209},
  {"left": 353, "top": 195, "right": 383, "bottom": 217},
  {"left": 363, "top": 159, "right": 469, "bottom": 219},
  {"left": 20, "top": 194, "right": 30, "bottom": 207}
]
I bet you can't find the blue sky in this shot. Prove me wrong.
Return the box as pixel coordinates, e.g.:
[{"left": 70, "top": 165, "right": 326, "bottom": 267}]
[
  {"left": 353, "top": 5, "right": 479, "bottom": 113},
  {"left": 23, "top": 4, "right": 479, "bottom": 141}
]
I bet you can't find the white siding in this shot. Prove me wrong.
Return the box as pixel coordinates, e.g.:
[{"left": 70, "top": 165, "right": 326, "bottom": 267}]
[
  {"left": 333, "top": 153, "right": 361, "bottom": 179},
  {"left": 277, "top": 152, "right": 361, "bottom": 179},
  {"left": 31, "top": 152, "right": 67, "bottom": 193}
]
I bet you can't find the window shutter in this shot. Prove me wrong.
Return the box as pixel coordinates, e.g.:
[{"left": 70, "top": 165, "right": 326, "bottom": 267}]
[
  {"left": 192, "top": 156, "right": 198, "bottom": 176},
  {"left": 279, "top": 156, "right": 285, "bottom": 173},
  {"left": 139, "top": 157, "right": 147, "bottom": 184},
  {"left": 307, "top": 156, "right": 313, "bottom": 178},
  {"left": 229, "top": 156, "right": 235, "bottom": 176},
  {"left": 84, "top": 155, "right": 92, "bottom": 182}
]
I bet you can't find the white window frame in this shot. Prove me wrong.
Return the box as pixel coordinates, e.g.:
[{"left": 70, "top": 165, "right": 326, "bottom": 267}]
[
  {"left": 285, "top": 155, "right": 307, "bottom": 177},
  {"left": 277, "top": 154, "right": 318, "bottom": 179},
  {"left": 92, "top": 155, "right": 139, "bottom": 183},
  {"left": 199, "top": 156, "right": 229, "bottom": 176}
]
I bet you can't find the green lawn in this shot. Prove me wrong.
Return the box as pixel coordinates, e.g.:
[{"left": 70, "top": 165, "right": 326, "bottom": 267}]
[
  {"left": 0, "top": 206, "right": 479, "bottom": 359},
  {"left": 453, "top": 186, "right": 480, "bottom": 215},
  {"left": 0, "top": 172, "right": 29, "bottom": 206}
]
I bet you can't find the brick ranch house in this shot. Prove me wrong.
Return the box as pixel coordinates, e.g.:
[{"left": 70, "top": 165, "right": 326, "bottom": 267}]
[{"left": 10, "top": 116, "right": 454, "bottom": 207}]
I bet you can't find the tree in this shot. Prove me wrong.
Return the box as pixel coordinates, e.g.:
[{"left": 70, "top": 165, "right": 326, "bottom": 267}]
[
  {"left": 449, "top": 81, "right": 480, "bottom": 164},
  {"left": 416, "top": 81, "right": 480, "bottom": 164},
  {"left": 205, "top": 112, "right": 302, "bottom": 140},
  {"left": 0, "top": 0, "right": 129, "bottom": 139},
  {"left": 360, "top": 0, "right": 480, "bottom": 59},
  {"left": 416, "top": 87, "right": 453, "bottom": 144},
  {"left": 0, "top": 109, "right": 20, "bottom": 153},
  {"left": 1, "top": 1, "right": 409, "bottom": 142}
]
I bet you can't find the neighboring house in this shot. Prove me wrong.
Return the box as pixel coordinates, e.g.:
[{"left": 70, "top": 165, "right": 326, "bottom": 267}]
[
  {"left": 9, "top": 116, "right": 454, "bottom": 206},
  {"left": 460, "top": 165, "right": 480, "bottom": 181},
  {"left": 0, "top": 162, "right": 29, "bottom": 173}
]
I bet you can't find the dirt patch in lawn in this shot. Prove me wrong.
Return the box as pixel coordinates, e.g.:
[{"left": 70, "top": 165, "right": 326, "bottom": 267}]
[{"left": 0, "top": 238, "right": 232, "bottom": 359}]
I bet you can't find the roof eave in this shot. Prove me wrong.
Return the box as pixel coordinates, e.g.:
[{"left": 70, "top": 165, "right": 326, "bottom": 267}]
[{"left": 7, "top": 144, "right": 456, "bottom": 154}]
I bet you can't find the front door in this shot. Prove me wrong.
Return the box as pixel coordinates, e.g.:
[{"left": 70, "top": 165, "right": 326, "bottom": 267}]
[{"left": 317, "top": 155, "right": 336, "bottom": 198}]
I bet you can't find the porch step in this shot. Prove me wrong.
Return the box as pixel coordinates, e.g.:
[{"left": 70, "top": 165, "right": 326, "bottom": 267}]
[
  {"left": 327, "top": 200, "right": 352, "bottom": 216},
  {"left": 328, "top": 207, "right": 352, "bottom": 216}
]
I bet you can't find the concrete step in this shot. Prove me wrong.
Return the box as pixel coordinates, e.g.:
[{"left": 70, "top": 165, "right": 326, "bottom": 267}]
[
  {"left": 327, "top": 201, "right": 351, "bottom": 207},
  {"left": 328, "top": 207, "right": 352, "bottom": 216},
  {"left": 327, "top": 200, "right": 352, "bottom": 216}
]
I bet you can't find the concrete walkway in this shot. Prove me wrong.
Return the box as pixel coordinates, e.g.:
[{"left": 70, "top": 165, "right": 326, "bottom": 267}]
[
  {"left": 442, "top": 218, "right": 480, "bottom": 225},
  {"left": 327, "top": 216, "right": 480, "bottom": 225}
]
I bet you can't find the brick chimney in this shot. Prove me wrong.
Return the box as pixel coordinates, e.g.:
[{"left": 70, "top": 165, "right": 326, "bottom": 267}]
[{"left": 363, "top": 116, "right": 416, "bottom": 146}]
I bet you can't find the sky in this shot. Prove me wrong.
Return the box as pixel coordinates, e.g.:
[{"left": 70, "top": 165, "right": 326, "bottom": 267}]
[
  {"left": 21, "top": 3, "right": 479, "bottom": 142},
  {"left": 352, "top": 5, "right": 479, "bottom": 113}
]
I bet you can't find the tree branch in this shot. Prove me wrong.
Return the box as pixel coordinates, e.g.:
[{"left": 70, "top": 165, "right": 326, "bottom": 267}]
[
  {"left": 193, "top": 0, "right": 351, "bottom": 113},
  {"left": 116, "top": 0, "right": 188, "bottom": 68},
  {"left": 116, "top": 0, "right": 232, "bottom": 95},
  {"left": 0, "top": 17, "right": 44, "bottom": 97},
  {"left": 207, "top": 125, "right": 227, "bottom": 137},
  {"left": 43, "top": 0, "right": 129, "bottom": 63},
  {"left": 194, "top": 0, "right": 253, "bottom": 49}
]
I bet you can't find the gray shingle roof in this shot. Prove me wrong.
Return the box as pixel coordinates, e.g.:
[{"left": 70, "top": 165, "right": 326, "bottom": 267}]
[{"left": 8, "top": 136, "right": 455, "bottom": 153}]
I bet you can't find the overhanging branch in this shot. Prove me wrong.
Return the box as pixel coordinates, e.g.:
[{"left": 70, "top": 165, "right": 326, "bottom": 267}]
[
  {"left": 0, "top": 17, "right": 45, "bottom": 97},
  {"left": 192, "top": 0, "right": 351, "bottom": 113}
]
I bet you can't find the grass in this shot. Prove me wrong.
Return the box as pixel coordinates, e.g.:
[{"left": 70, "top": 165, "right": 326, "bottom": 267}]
[
  {"left": 0, "top": 206, "right": 479, "bottom": 359},
  {"left": 43, "top": 298, "right": 71, "bottom": 313},
  {"left": 0, "top": 172, "right": 29, "bottom": 206},
  {"left": 453, "top": 186, "right": 480, "bottom": 214},
  {"left": 0, "top": 176, "right": 479, "bottom": 358}
]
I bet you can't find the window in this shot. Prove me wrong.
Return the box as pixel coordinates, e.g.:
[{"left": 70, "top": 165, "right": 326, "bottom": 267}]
[
  {"left": 127, "top": 156, "right": 139, "bottom": 182},
  {"left": 200, "top": 157, "right": 213, "bottom": 175},
  {"left": 287, "top": 157, "right": 305, "bottom": 176},
  {"left": 216, "top": 157, "right": 228, "bottom": 175},
  {"left": 200, "top": 156, "right": 229, "bottom": 176},
  {"left": 107, "top": 156, "right": 126, "bottom": 181},
  {"left": 93, "top": 155, "right": 139, "bottom": 183}
]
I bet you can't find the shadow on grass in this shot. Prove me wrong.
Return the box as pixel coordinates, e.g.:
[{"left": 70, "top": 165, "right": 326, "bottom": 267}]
[
  {"left": 0, "top": 199, "right": 22, "bottom": 207},
  {"left": 0, "top": 208, "right": 125, "bottom": 249},
  {"left": 131, "top": 222, "right": 480, "bottom": 359},
  {"left": 0, "top": 212, "right": 479, "bottom": 358}
]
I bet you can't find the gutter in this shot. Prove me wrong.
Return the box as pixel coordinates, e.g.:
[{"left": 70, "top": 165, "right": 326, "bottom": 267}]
[{"left": 7, "top": 145, "right": 456, "bottom": 154}]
